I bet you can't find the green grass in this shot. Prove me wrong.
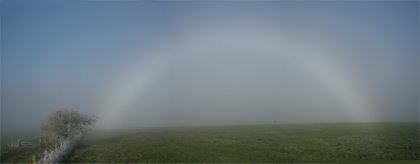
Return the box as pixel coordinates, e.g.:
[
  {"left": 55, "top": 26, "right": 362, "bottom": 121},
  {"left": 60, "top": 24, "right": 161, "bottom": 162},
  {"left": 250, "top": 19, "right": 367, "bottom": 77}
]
[
  {"left": 1, "top": 131, "right": 42, "bottom": 163},
  {"left": 65, "top": 123, "right": 419, "bottom": 163},
  {"left": 1, "top": 147, "right": 41, "bottom": 163}
]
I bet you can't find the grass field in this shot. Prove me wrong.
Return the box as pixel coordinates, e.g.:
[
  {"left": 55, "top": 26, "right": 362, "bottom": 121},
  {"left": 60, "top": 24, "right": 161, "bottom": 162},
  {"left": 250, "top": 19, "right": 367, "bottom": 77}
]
[
  {"left": 63, "top": 123, "right": 419, "bottom": 163},
  {"left": 1, "top": 147, "right": 41, "bottom": 163},
  {"left": 0, "top": 131, "right": 42, "bottom": 163}
]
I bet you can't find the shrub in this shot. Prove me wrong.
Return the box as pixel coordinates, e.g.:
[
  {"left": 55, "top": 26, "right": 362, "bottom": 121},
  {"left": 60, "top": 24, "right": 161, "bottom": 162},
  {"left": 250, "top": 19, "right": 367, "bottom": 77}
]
[{"left": 41, "top": 108, "right": 96, "bottom": 146}]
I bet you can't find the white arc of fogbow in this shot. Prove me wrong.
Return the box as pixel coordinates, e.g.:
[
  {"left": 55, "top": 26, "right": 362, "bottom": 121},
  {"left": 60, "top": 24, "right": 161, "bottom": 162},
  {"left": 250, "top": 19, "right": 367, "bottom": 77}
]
[{"left": 96, "top": 30, "right": 373, "bottom": 129}]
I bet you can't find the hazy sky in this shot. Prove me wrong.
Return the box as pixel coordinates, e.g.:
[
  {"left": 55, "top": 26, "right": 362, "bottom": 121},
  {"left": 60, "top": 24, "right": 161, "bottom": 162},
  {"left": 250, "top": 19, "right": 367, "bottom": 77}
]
[{"left": 1, "top": 0, "right": 419, "bottom": 131}]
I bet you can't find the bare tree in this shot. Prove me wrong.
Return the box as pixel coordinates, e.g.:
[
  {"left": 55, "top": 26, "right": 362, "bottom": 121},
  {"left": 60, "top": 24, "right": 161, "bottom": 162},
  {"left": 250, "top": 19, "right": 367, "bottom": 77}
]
[{"left": 41, "top": 108, "right": 97, "bottom": 146}]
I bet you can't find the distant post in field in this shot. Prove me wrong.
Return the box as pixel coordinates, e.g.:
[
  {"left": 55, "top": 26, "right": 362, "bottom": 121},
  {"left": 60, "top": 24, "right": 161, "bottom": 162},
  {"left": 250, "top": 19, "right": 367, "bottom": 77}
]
[{"left": 32, "top": 155, "right": 36, "bottom": 164}]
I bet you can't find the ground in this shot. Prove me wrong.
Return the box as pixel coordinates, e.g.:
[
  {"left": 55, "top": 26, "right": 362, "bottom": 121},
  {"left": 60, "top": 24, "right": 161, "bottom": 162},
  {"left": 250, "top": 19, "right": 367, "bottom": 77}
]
[
  {"left": 63, "top": 123, "right": 419, "bottom": 163},
  {"left": 1, "top": 131, "right": 42, "bottom": 163}
]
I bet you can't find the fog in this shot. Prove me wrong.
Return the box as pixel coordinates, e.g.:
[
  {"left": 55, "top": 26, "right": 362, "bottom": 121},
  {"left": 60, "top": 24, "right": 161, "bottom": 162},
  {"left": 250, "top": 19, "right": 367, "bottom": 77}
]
[{"left": 1, "top": 1, "right": 418, "bottom": 132}]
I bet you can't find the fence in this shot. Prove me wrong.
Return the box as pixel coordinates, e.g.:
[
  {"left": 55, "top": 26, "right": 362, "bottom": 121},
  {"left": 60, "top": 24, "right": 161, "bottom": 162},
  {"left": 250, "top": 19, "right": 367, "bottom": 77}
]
[
  {"left": 4, "top": 139, "right": 43, "bottom": 149},
  {"left": 3, "top": 134, "right": 85, "bottom": 163},
  {"left": 35, "top": 133, "right": 83, "bottom": 164}
]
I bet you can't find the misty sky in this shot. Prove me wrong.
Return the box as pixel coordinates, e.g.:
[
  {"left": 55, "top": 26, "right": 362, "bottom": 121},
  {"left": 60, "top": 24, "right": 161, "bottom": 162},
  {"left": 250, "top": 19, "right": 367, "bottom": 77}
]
[{"left": 1, "top": 0, "right": 419, "bottom": 131}]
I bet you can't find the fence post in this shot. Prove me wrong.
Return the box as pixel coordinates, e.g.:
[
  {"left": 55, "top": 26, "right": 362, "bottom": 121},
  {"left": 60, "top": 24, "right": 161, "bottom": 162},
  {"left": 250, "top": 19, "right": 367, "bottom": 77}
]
[
  {"left": 32, "top": 154, "right": 36, "bottom": 164},
  {"left": 17, "top": 139, "right": 21, "bottom": 148}
]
